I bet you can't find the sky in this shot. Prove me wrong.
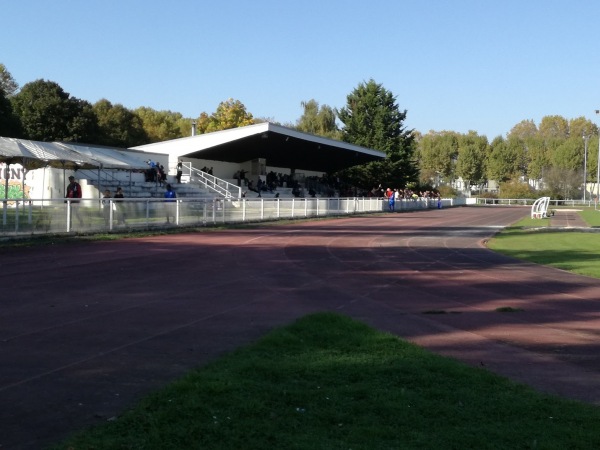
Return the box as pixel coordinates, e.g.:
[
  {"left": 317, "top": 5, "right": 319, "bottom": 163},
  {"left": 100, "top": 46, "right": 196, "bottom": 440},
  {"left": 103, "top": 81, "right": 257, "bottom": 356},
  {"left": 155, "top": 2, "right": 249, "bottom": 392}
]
[{"left": 2, "top": 0, "right": 600, "bottom": 140}]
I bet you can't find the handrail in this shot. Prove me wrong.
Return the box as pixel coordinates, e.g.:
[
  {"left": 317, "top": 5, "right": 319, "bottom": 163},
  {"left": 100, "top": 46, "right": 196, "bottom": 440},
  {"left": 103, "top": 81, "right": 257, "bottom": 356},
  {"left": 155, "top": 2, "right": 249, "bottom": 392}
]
[{"left": 189, "top": 167, "right": 242, "bottom": 199}]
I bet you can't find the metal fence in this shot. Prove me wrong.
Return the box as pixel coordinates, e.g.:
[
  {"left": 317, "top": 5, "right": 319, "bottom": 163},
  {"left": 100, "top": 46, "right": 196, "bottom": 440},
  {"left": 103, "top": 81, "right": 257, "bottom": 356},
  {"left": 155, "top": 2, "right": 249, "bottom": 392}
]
[
  {"left": 0, "top": 196, "right": 460, "bottom": 237},
  {"left": 474, "top": 198, "right": 598, "bottom": 207}
]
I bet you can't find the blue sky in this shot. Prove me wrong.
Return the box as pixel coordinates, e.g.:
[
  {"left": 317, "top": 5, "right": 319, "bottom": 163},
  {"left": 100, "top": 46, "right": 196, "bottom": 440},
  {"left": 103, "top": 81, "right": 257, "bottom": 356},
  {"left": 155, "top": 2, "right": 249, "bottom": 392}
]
[{"left": 2, "top": 0, "right": 599, "bottom": 139}]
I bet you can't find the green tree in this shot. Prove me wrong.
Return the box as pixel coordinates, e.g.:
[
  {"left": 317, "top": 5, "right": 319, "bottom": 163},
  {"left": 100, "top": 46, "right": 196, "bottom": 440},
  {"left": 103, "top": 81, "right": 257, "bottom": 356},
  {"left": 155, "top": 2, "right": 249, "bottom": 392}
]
[
  {"left": 539, "top": 115, "right": 569, "bottom": 140},
  {"left": 337, "top": 79, "right": 416, "bottom": 189},
  {"left": 455, "top": 132, "right": 488, "bottom": 191},
  {"left": 487, "top": 136, "right": 525, "bottom": 182},
  {"left": 135, "top": 107, "right": 188, "bottom": 142},
  {"left": 569, "top": 117, "right": 598, "bottom": 141},
  {"left": 525, "top": 137, "right": 549, "bottom": 181},
  {"left": 295, "top": 99, "right": 341, "bottom": 139},
  {"left": 552, "top": 138, "right": 583, "bottom": 171},
  {"left": 0, "top": 89, "right": 22, "bottom": 137},
  {"left": 0, "top": 63, "right": 19, "bottom": 97},
  {"left": 199, "top": 98, "right": 255, "bottom": 133},
  {"left": 10, "top": 79, "right": 98, "bottom": 142},
  {"left": 507, "top": 119, "right": 537, "bottom": 140},
  {"left": 417, "top": 131, "right": 459, "bottom": 185},
  {"left": 93, "top": 99, "right": 148, "bottom": 147}
]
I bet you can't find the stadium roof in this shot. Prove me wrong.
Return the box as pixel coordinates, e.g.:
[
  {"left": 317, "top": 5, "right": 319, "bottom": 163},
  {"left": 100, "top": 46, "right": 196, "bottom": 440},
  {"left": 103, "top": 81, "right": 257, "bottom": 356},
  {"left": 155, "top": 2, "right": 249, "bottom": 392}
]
[
  {"left": 0, "top": 137, "right": 148, "bottom": 170},
  {"left": 131, "top": 122, "right": 386, "bottom": 173}
]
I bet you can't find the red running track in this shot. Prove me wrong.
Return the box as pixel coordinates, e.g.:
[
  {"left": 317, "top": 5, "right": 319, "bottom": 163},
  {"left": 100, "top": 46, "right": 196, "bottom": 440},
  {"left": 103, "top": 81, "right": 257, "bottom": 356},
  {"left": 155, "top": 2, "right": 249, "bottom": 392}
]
[{"left": 2, "top": 206, "right": 600, "bottom": 448}]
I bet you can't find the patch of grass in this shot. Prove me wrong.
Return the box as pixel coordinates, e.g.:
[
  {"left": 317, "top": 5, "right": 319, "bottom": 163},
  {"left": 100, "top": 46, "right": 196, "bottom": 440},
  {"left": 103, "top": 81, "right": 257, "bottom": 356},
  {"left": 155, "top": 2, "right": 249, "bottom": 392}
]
[
  {"left": 488, "top": 219, "right": 600, "bottom": 278},
  {"left": 516, "top": 216, "right": 551, "bottom": 227},
  {"left": 54, "top": 313, "right": 600, "bottom": 450},
  {"left": 579, "top": 209, "right": 600, "bottom": 227}
]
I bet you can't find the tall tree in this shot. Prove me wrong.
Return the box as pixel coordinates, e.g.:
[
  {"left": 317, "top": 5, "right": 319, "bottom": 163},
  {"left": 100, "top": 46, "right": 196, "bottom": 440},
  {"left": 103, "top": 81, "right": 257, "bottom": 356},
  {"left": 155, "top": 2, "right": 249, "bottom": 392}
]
[
  {"left": 135, "top": 107, "right": 188, "bottom": 142},
  {"left": 455, "top": 132, "right": 488, "bottom": 191},
  {"left": 552, "top": 138, "right": 583, "bottom": 171},
  {"left": 0, "top": 63, "right": 19, "bottom": 97},
  {"left": 10, "top": 79, "right": 99, "bottom": 142},
  {"left": 337, "top": 79, "right": 416, "bottom": 188},
  {"left": 417, "top": 131, "right": 459, "bottom": 185},
  {"left": 539, "top": 115, "right": 569, "bottom": 140},
  {"left": 93, "top": 99, "right": 148, "bottom": 147},
  {"left": 507, "top": 119, "right": 537, "bottom": 141},
  {"left": 295, "top": 99, "right": 340, "bottom": 139},
  {"left": 524, "top": 137, "right": 549, "bottom": 181},
  {"left": 569, "top": 116, "right": 598, "bottom": 141},
  {"left": 0, "top": 89, "right": 22, "bottom": 137},
  {"left": 198, "top": 98, "right": 255, "bottom": 133},
  {"left": 487, "top": 136, "right": 525, "bottom": 182}
]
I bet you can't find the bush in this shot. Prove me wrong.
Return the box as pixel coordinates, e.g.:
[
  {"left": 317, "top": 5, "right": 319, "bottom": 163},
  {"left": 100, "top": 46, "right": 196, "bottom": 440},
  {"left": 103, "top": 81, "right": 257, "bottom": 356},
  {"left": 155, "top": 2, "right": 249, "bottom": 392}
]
[{"left": 498, "top": 180, "right": 534, "bottom": 199}]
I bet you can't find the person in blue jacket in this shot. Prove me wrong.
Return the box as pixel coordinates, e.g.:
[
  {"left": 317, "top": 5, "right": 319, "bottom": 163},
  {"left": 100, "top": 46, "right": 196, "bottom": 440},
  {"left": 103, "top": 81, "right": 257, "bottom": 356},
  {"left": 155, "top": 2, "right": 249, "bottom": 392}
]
[{"left": 164, "top": 184, "right": 177, "bottom": 223}]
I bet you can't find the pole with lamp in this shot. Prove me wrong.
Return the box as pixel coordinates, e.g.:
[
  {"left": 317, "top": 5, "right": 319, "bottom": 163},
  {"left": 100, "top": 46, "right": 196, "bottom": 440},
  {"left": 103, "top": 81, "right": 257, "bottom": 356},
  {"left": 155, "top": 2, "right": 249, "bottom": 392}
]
[{"left": 583, "top": 132, "right": 590, "bottom": 202}]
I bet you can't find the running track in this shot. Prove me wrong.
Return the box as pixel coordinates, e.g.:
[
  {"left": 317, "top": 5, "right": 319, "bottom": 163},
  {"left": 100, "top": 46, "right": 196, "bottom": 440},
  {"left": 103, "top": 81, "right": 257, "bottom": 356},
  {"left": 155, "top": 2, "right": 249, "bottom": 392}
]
[{"left": 2, "top": 206, "right": 600, "bottom": 448}]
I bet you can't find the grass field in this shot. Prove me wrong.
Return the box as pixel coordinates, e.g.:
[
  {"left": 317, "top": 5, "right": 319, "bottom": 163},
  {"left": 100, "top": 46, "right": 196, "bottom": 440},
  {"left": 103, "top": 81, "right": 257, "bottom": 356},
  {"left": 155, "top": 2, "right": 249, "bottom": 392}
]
[
  {"left": 53, "top": 313, "right": 600, "bottom": 450},
  {"left": 488, "top": 208, "right": 600, "bottom": 278}
]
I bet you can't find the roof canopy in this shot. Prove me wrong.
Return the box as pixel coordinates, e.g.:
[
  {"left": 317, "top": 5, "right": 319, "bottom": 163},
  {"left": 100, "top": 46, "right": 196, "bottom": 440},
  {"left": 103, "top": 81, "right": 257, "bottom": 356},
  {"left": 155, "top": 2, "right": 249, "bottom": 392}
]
[
  {"left": 132, "top": 122, "right": 386, "bottom": 173},
  {"left": 0, "top": 137, "right": 148, "bottom": 170}
]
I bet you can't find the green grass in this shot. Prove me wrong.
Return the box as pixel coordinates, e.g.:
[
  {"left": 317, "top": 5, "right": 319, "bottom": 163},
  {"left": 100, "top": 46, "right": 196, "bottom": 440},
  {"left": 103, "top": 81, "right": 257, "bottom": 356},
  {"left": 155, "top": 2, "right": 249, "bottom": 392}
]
[
  {"left": 579, "top": 208, "right": 600, "bottom": 227},
  {"left": 487, "top": 212, "right": 600, "bottom": 278},
  {"left": 53, "top": 313, "right": 600, "bottom": 450}
]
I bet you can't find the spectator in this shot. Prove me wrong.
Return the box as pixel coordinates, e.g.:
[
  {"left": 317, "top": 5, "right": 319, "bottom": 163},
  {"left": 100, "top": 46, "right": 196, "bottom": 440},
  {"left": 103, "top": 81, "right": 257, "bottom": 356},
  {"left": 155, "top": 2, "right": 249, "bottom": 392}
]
[
  {"left": 113, "top": 187, "right": 127, "bottom": 225},
  {"left": 176, "top": 160, "right": 183, "bottom": 184},
  {"left": 164, "top": 184, "right": 177, "bottom": 224},
  {"left": 65, "top": 175, "right": 84, "bottom": 226}
]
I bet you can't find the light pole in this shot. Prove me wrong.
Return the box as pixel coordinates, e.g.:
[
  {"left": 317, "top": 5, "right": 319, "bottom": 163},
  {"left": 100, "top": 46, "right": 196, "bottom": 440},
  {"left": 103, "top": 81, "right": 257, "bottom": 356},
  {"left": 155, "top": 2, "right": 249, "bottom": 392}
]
[{"left": 583, "top": 133, "right": 590, "bottom": 202}]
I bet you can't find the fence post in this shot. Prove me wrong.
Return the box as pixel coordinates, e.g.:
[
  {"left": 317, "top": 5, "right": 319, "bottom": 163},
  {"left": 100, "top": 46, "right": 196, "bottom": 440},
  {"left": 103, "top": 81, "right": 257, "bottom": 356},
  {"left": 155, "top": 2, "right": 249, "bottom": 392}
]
[{"left": 67, "top": 201, "right": 72, "bottom": 232}]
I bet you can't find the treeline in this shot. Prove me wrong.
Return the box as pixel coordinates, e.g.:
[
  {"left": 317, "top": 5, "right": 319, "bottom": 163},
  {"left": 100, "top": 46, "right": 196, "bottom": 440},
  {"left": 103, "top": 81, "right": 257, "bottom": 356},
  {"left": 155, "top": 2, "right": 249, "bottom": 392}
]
[
  {"left": 0, "top": 64, "right": 256, "bottom": 147},
  {"left": 417, "top": 116, "right": 599, "bottom": 198}
]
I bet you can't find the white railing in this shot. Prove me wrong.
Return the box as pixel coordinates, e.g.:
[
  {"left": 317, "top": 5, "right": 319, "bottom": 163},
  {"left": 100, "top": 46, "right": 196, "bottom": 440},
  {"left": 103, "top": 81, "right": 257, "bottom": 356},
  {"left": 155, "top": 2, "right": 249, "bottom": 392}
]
[
  {"left": 189, "top": 167, "right": 242, "bottom": 198},
  {"left": 0, "top": 196, "right": 461, "bottom": 236},
  {"left": 474, "top": 198, "right": 597, "bottom": 207}
]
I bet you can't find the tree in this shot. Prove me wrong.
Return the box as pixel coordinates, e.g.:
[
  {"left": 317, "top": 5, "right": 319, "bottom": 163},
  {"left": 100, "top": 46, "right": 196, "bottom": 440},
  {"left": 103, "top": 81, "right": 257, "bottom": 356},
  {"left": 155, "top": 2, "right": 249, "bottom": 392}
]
[
  {"left": 199, "top": 98, "right": 255, "bottom": 133},
  {"left": 508, "top": 119, "right": 537, "bottom": 141},
  {"left": 93, "top": 99, "right": 148, "bottom": 147},
  {"left": 10, "top": 79, "right": 99, "bottom": 142},
  {"left": 135, "top": 107, "right": 188, "bottom": 142},
  {"left": 525, "top": 137, "right": 549, "bottom": 181},
  {"left": 487, "top": 136, "right": 525, "bottom": 182},
  {"left": 552, "top": 138, "right": 583, "bottom": 171},
  {"left": 337, "top": 79, "right": 416, "bottom": 189},
  {"left": 455, "top": 132, "right": 488, "bottom": 191},
  {"left": 0, "top": 89, "right": 22, "bottom": 137},
  {"left": 295, "top": 99, "right": 341, "bottom": 139},
  {"left": 543, "top": 166, "right": 581, "bottom": 199},
  {"left": 0, "top": 63, "right": 19, "bottom": 97},
  {"left": 569, "top": 116, "right": 598, "bottom": 141},
  {"left": 417, "top": 131, "right": 459, "bottom": 185},
  {"left": 539, "top": 115, "right": 569, "bottom": 140}
]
